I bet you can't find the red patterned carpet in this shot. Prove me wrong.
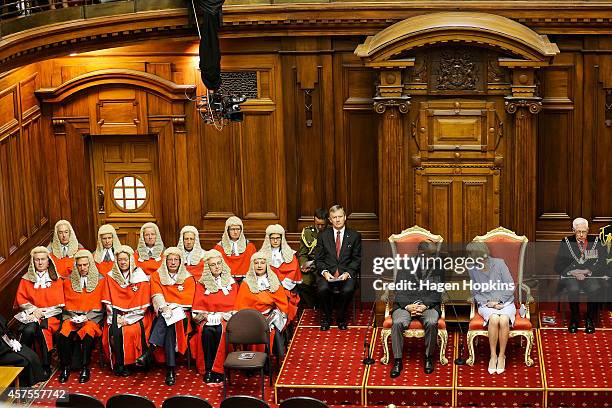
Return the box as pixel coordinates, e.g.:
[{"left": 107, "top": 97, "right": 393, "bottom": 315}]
[
  {"left": 36, "top": 361, "right": 277, "bottom": 407},
  {"left": 539, "top": 310, "right": 612, "bottom": 330},
  {"left": 23, "top": 306, "right": 612, "bottom": 407},
  {"left": 365, "top": 329, "right": 455, "bottom": 407},
  {"left": 540, "top": 329, "right": 611, "bottom": 408},
  {"left": 275, "top": 325, "right": 374, "bottom": 405},
  {"left": 298, "top": 308, "right": 373, "bottom": 327},
  {"left": 455, "top": 333, "right": 544, "bottom": 407}
]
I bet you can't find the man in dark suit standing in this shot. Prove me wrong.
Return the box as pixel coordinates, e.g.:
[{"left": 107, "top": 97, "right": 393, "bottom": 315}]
[{"left": 315, "top": 204, "right": 362, "bottom": 331}]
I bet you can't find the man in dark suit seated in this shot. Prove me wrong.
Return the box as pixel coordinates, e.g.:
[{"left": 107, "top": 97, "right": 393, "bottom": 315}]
[
  {"left": 554, "top": 217, "right": 604, "bottom": 334},
  {"left": 315, "top": 204, "right": 362, "bottom": 331},
  {"left": 390, "top": 241, "right": 442, "bottom": 377}
]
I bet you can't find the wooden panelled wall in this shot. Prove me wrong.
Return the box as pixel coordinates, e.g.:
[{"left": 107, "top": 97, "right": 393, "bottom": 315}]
[{"left": 0, "top": 33, "right": 611, "bottom": 316}]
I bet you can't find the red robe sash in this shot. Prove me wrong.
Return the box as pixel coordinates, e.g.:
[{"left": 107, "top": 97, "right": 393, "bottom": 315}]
[
  {"left": 14, "top": 278, "right": 64, "bottom": 350},
  {"left": 214, "top": 242, "right": 257, "bottom": 279},
  {"left": 59, "top": 279, "right": 104, "bottom": 339},
  {"left": 190, "top": 282, "right": 238, "bottom": 374}
]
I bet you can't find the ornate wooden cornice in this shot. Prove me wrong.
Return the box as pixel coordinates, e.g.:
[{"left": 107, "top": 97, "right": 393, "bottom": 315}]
[
  {"left": 355, "top": 12, "right": 560, "bottom": 63},
  {"left": 0, "top": 2, "right": 609, "bottom": 74},
  {"left": 35, "top": 69, "right": 195, "bottom": 103}
]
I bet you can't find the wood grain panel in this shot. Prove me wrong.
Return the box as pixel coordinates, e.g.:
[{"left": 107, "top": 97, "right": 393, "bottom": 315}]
[
  {"left": 19, "top": 74, "right": 39, "bottom": 118},
  {"left": 345, "top": 111, "right": 378, "bottom": 220},
  {"left": 537, "top": 112, "right": 571, "bottom": 220},
  {"left": 0, "top": 88, "right": 18, "bottom": 134},
  {"left": 240, "top": 113, "right": 280, "bottom": 219}
]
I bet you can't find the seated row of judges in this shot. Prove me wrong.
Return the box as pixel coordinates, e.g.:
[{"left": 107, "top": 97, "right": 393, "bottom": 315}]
[{"left": 12, "top": 217, "right": 304, "bottom": 386}]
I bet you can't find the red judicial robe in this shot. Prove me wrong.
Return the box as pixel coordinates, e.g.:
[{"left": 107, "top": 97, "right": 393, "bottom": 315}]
[
  {"left": 150, "top": 271, "right": 196, "bottom": 360},
  {"left": 185, "top": 261, "right": 204, "bottom": 281},
  {"left": 101, "top": 270, "right": 152, "bottom": 366},
  {"left": 189, "top": 281, "right": 238, "bottom": 374},
  {"left": 14, "top": 278, "right": 65, "bottom": 350},
  {"left": 270, "top": 255, "right": 302, "bottom": 321},
  {"left": 214, "top": 242, "right": 257, "bottom": 279},
  {"left": 233, "top": 279, "right": 289, "bottom": 359},
  {"left": 95, "top": 260, "right": 115, "bottom": 276},
  {"left": 134, "top": 252, "right": 163, "bottom": 276},
  {"left": 49, "top": 254, "right": 75, "bottom": 279},
  {"left": 59, "top": 278, "right": 104, "bottom": 339}
]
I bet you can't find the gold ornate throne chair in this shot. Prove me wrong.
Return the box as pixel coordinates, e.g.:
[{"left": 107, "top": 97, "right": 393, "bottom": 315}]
[
  {"left": 380, "top": 225, "right": 449, "bottom": 366},
  {"left": 466, "top": 226, "right": 535, "bottom": 367}
]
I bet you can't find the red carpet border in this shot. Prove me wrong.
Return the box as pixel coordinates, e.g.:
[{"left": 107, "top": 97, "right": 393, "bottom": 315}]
[
  {"left": 455, "top": 332, "right": 544, "bottom": 407},
  {"left": 364, "top": 329, "right": 455, "bottom": 407},
  {"left": 275, "top": 326, "right": 373, "bottom": 405},
  {"left": 298, "top": 309, "right": 372, "bottom": 327},
  {"left": 540, "top": 329, "right": 611, "bottom": 408}
]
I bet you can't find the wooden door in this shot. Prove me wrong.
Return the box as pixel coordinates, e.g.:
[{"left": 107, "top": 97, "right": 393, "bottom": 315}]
[
  {"left": 415, "top": 167, "right": 500, "bottom": 243},
  {"left": 91, "top": 135, "right": 160, "bottom": 248}
]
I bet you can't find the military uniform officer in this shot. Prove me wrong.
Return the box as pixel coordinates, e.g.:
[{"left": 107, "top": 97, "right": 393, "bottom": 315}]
[{"left": 297, "top": 208, "right": 328, "bottom": 309}]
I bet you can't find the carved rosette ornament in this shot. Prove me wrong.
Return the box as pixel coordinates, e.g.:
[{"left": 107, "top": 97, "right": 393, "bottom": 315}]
[
  {"left": 504, "top": 98, "right": 542, "bottom": 115},
  {"left": 373, "top": 97, "right": 411, "bottom": 114}
]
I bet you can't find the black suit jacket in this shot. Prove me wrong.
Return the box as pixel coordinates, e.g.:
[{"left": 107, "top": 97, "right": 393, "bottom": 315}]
[
  {"left": 392, "top": 263, "right": 443, "bottom": 314},
  {"left": 554, "top": 235, "right": 602, "bottom": 276},
  {"left": 314, "top": 227, "right": 362, "bottom": 279}
]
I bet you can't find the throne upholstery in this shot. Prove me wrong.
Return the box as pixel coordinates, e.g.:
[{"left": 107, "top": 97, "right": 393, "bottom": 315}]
[
  {"left": 380, "top": 226, "right": 449, "bottom": 365},
  {"left": 466, "top": 227, "right": 535, "bottom": 367}
]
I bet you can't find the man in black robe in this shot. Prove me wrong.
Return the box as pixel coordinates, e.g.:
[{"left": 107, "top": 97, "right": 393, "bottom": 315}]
[{"left": 0, "top": 314, "right": 46, "bottom": 386}]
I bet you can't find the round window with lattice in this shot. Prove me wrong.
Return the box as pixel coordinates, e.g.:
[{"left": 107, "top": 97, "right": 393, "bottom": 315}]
[{"left": 113, "top": 176, "right": 147, "bottom": 211}]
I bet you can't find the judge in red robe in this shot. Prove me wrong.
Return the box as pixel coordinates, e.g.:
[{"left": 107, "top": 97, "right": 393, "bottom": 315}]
[
  {"left": 93, "top": 224, "right": 121, "bottom": 275},
  {"left": 177, "top": 225, "right": 205, "bottom": 280},
  {"left": 214, "top": 216, "right": 257, "bottom": 280},
  {"left": 136, "top": 247, "right": 196, "bottom": 386},
  {"left": 57, "top": 250, "right": 104, "bottom": 384},
  {"left": 134, "top": 222, "right": 164, "bottom": 275},
  {"left": 235, "top": 252, "right": 290, "bottom": 358},
  {"left": 48, "top": 220, "right": 83, "bottom": 279},
  {"left": 189, "top": 249, "right": 238, "bottom": 383},
  {"left": 260, "top": 224, "right": 302, "bottom": 321},
  {"left": 14, "top": 246, "right": 65, "bottom": 379},
  {"left": 101, "top": 245, "right": 152, "bottom": 377}
]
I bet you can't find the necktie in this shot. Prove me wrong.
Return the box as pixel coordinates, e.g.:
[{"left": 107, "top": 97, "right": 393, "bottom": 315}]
[
  {"left": 62, "top": 246, "right": 68, "bottom": 258},
  {"left": 103, "top": 250, "right": 111, "bottom": 262},
  {"left": 334, "top": 231, "right": 341, "bottom": 278},
  {"left": 148, "top": 249, "right": 153, "bottom": 258}
]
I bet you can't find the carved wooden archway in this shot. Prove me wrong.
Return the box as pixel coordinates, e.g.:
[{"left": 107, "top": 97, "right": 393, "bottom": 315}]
[
  {"left": 36, "top": 69, "right": 195, "bottom": 246},
  {"left": 355, "top": 12, "right": 560, "bottom": 241}
]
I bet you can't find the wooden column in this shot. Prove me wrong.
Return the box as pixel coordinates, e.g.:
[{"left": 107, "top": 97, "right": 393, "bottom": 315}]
[{"left": 504, "top": 66, "right": 542, "bottom": 241}]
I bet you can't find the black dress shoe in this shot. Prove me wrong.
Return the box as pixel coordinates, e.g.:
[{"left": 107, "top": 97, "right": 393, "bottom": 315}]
[
  {"left": 585, "top": 318, "right": 595, "bottom": 334},
  {"left": 424, "top": 356, "right": 434, "bottom": 374},
  {"left": 79, "top": 367, "right": 90, "bottom": 383},
  {"left": 204, "top": 371, "right": 213, "bottom": 383},
  {"left": 136, "top": 347, "right": 153, "bottom": 367},
  {"left": 212, "top": 372, "right": 224, "bottom": 383},
  {"left": 114, "top": 365, "right": 131, "bottom": 377},
  {"left": 338, "top": 322, "right": 348, "bottom": 330},
  {"left": 568, "top": 320, "right": 579, "bottom": 333},
  {"left": 390, "top": 359, "right": 402, "bottom": 378},
  {"left": 58, "top": 367, "right": 70, "bottom": 383},
  {"left": 320, "top": 320, "right": 330, "bottom": 331},
  {"left": 165, "top": 368, "right": 176, "bottom": 386}
]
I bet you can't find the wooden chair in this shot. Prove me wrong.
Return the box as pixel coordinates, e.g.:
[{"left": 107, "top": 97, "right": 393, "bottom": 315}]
[
  {"left": 466, "top": 226, "right": 535, "bottom": 367},
  {"left": 380, "top": 225, "right": 449, "bottom": 366}
]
